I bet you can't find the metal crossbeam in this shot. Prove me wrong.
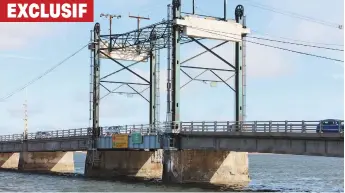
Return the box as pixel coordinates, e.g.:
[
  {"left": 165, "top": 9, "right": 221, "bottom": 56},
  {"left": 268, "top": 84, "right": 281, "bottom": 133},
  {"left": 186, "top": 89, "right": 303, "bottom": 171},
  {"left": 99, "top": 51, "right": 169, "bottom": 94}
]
[
  {"left": 127, "top": 84, "right": 149, "bottom": 102},
  {"left": 100, "top": 59, "right": 146, "bottom": 80},
  {"left": 210, "top": 70, "right": 235, "bottom": 92},
  {"left": 113, "top": 91, "right": 137, "bottom": 95},
  {"left": 100, "top": 20, "right": 171, "bottom": 52},
  {"left": 100, "top": 82, "right": 149, "bottom": 100},
  {"left": 99, "top": 50, "right": 150, "bottom": 84},
  {"left": 180, "top": 67, "right": 235, "bottom": 90},
  {"left": 191, "top": 37, "right": 236, "bottom": 69},
  {"left": 99, "top": 20, "right": 200, "bottom": 53},
  {"left": 101, "top": 81, "right": 149, "bottom": 86},
  {"left": 181, "top": 65, "right": 234, "bottom": 72}
]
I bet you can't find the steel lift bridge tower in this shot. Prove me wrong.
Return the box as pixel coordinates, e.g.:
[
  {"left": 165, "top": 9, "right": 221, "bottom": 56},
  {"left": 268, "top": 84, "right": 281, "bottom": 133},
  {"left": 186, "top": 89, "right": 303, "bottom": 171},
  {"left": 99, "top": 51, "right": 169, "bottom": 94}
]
[{"left": 89, "top": 0, "right": 250, "bottom": 150}]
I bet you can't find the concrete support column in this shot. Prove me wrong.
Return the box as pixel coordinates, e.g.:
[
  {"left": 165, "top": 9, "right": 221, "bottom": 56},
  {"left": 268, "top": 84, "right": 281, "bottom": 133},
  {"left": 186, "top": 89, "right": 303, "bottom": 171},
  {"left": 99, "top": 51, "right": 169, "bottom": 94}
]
[
  {"left": 18, "top": 151, "right": 74, "bottom": 173},
  {"left": 84, "top": 150, "right": 163, "bottom": 180},
  {"left": 163, "top": 150, "right": 249, "bottom": 186},
  {"left": 0, "top": 153, "right": 20, "bottom": 169}
]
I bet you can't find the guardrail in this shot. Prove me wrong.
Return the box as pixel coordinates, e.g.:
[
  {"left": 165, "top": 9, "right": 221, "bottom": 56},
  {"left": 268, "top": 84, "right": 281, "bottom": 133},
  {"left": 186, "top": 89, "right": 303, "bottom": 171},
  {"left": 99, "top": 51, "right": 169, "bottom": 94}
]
[
  {"left": 26, "top": 128, "right": 92, "bottom": 140},
  {"left": 0, "top": 134, "right": 24, "bottom": 142},
  {"left": 0, "top": 120, "right": 343, "bottom": 142},
  {"left": 180, "top": 120, "right": 345, "bottom": 133},
  {"left": 100, "top": 123, "right": 165, "bottom": 136}
]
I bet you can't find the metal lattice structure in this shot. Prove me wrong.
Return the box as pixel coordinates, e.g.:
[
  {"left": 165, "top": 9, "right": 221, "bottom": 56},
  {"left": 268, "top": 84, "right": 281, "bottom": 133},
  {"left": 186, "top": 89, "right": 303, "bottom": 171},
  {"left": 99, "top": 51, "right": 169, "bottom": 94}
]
[
  {"left": 99, "top": 20, "right": 196, "bottom": 53},
  {"left": 89, "top": 0, "right": 249, "bottom": 151}
]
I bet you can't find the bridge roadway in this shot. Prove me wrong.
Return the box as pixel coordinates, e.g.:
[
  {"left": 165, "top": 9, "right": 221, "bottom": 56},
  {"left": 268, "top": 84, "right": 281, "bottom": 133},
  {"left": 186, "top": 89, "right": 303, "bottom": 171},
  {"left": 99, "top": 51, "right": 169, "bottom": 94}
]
[{"left": 0, "top": 121, "right": 343, "bottom": 157}]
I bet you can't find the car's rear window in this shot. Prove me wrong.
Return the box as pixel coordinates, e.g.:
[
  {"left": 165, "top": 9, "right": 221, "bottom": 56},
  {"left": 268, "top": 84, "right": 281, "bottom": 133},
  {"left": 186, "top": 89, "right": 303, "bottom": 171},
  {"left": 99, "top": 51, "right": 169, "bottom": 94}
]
[{"left": 322, "top": 121, "right": 338, "bottom": 125}]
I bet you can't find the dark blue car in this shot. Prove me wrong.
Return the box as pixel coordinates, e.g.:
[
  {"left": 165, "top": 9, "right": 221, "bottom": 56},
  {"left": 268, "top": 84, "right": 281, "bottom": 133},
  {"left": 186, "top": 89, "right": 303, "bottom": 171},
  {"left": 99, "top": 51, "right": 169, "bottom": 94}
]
[{"left": 316, "top": 119, "right": 344, "bottom": 133}]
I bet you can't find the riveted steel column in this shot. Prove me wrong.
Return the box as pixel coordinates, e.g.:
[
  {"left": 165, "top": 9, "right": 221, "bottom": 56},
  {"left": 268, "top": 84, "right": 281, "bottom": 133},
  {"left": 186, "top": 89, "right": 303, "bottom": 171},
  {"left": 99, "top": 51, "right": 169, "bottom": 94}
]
[
  {"left": 149, "top": 51, "right": 156, "bottom": 130},
  {"left": 235, "top": 5, "right": 244, "bottom": 124},
  {"left": 162, "top": 0, "right": 182, "bottom": 184},
  {"left": 172, "top": 0, "right": 181, "bottom": 130},
  {"left": 92, "top": 23, "right": 101, "bottom": 146}
]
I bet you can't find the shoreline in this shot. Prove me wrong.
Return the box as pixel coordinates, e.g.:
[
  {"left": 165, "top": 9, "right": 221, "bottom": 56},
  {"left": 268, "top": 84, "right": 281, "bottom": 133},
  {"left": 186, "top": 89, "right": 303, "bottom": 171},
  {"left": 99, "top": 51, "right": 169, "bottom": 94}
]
[{"left": 248, "top": 152, "right": 274, "bottom": 155}]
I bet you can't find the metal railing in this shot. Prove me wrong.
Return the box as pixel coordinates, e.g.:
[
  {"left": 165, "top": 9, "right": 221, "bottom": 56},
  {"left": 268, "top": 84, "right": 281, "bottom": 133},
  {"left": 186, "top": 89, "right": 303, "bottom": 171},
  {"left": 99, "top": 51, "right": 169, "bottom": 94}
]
[
  {"left": 179, "top": 120, "right": 344, "bottom": 133},
  {"left": 0, "top": 120, "right": 343, "bottom": 142},
  {"left": 0, "top": 134, "right": 24, "bottom": 142},
  {"left": 100, "top": 123, "right": 166, "bottom": 136},
  {"left": 26, "top": 128, "right": 92, "bottom": 140}
]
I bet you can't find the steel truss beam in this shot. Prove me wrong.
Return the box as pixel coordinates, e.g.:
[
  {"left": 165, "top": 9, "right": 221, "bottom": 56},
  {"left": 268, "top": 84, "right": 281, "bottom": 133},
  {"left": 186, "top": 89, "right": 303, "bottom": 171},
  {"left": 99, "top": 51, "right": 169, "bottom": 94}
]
[
  {"left": 191, "top": 37, "right": 236, "bottom": 69},
  {"left": 99, "top": 20, "right": 203, "bottom": 54},
  {"left": 99, "top": 57, "right": 150, "bottom": 99},
  {"left": 92, "top": 23, "right": 160, "bottom": 129},
  {"left": 97, "top": 49, "right": 151, "bottom": 99},
  {"left": 170, "top": 2, "right": 245, "bottom": 130},
  {"left": 178, "top": 40, "right": 236, "bottom": 91},
  {"left": 99, "top": 31, "right": 238, "bottom": 117},
  {"left": 101, "top": 81, "right": 149, "bottom": 86},
  {"left": 99, "top": 50, "right": 149, "bottom": 84},
  {"left": 92, "top": 1, "right": 246, "bottom": 132},
  {"left": 100, "top": 58, "right": 147, "bottom": 80}
]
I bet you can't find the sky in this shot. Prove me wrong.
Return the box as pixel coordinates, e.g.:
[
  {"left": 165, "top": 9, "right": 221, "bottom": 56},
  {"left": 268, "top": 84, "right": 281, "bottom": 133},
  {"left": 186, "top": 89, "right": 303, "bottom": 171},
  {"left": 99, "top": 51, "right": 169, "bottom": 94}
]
[{"left": 0, "top": 0, "right": 344, "bottom": 135}]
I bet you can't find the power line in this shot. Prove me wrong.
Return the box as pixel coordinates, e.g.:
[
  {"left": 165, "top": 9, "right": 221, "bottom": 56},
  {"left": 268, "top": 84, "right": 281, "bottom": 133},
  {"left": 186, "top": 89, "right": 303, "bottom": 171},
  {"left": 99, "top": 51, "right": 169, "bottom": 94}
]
[
  {"left": 241, "top": 0, "right": 343, "bottom": 30},
  {"left": 194, "top": 3, "right": 343, "bottom": 47},
  {"left": 189, "top": 26, "right": 344, "bottom": 62},
  {"left": 186, "top": 25, "right": 342, "bottom": 51},
  {"left": 248, "top": 41, "right": 344, "bottom": 62},
  {"left": 190, "top": 25, "right": 343, "bottom": 51},
  {"left": 248, "top": 36, "right": 344, "bottom": 52},
  {"left": 251, "top": 30, "right": 344, "bottom": 47},
  {"left": 0, "top": 44, "right": 88, "bottom": 102}
]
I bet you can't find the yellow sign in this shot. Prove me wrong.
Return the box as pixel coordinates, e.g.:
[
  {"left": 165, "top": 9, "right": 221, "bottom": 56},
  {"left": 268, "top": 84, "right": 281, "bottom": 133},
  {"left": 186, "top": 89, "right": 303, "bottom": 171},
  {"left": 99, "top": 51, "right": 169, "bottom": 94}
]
[{"left": 112, "top": 134, "right": 128, "bottom": 148}]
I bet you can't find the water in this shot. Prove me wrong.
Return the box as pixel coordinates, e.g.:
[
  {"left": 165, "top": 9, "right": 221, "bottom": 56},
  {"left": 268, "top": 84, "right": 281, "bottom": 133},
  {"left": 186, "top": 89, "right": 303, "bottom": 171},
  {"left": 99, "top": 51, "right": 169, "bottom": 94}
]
[{"left": 0, "top": 153, "right": 343, "bottom": 192}]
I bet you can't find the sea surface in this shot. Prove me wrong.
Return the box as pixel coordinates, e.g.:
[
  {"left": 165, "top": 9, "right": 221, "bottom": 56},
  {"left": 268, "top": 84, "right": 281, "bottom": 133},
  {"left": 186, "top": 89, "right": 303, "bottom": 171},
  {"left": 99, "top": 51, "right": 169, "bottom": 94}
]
[{"left": 0, "top": 153, "right": 343, "bottom": 192}]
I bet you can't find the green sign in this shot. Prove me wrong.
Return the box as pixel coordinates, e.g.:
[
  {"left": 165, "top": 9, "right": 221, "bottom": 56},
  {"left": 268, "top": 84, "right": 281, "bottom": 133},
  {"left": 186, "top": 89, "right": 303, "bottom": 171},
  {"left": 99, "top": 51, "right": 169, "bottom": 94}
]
[{"left": 132, "top": 133, "right": 143, "bottom": 144}]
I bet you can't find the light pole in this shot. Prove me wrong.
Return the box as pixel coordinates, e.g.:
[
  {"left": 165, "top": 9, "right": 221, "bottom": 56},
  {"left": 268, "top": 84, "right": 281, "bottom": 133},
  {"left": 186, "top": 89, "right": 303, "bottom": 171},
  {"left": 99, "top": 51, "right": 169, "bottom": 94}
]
[{"left": 100, "top": 13, "right": 121, "bottom": 51}]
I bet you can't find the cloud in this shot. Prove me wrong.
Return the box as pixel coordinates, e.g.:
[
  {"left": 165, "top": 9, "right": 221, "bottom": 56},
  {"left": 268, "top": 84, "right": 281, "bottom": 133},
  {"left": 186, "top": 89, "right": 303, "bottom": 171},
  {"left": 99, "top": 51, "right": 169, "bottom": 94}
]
[
  {"left": 0, "top": 54, "right": 44, "bottom": 61},
  {"left": 180, "top": 39, "right": 292, "bottom": 79},
  {"left": 292, "top": 20, "right": 344, "bottom": 53},
  {"left": 246, "top": 41, "right": 293, "bottom": 78},
  {"left": 106, "top": 0, "right": 169, "bottom": 14},
  {"left": 0, "top": 23, "right": 59, "bottom": 50},
  {"left": 332, "top": 74, "right": 344, "bottom": 80}
]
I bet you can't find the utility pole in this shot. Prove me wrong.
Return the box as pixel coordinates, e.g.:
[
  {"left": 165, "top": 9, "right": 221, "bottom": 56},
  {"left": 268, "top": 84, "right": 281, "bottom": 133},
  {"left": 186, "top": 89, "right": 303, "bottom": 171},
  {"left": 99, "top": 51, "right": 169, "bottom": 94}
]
[
  {"left": 128, "top": 13, "right": 150, "bottom": 52},
  {"left": 23, "top": 88, "right": 28, "bottom": 140},
  {"left": 100, "top": 13, "right": 121, "bottom": 51},
  {"left": 128, "top": 13, "right": 150, "bottom": 31}
]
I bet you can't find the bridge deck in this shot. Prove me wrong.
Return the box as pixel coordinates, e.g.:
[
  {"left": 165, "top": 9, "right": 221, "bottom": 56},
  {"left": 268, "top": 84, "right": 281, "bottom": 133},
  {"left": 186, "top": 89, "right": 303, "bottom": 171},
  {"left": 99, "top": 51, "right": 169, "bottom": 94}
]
[{"left": 0, "top": 121, "right": 343, "bottom": 157}]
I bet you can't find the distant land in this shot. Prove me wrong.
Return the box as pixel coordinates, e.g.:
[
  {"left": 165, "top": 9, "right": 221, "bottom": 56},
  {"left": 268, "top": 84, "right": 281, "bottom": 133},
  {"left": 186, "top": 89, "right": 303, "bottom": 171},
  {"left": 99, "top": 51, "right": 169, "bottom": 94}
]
[
  {"left": 249, "top": 152, "right": 273, "bottom": 155},
  {"left": 74, "top": 151, "right": 271, "bottom": 155},
  {"left": 75, "top": 151, "right": 87, "bottom": 154}
]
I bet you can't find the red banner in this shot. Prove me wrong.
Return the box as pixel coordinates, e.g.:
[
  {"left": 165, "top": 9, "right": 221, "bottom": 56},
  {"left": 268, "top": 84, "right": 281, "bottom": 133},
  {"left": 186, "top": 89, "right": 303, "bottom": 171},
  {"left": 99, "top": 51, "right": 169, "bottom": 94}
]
[{"left": 0, "top": 0, "right": 94, "bottom": 22}]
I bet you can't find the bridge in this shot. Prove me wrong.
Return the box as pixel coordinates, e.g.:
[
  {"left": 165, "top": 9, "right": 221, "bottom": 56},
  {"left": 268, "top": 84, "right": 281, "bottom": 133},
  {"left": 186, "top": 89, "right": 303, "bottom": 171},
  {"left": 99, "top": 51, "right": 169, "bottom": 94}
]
[
  {"left": 0, "top": 120, "right": 343, "bottom": 185},
  {"left": 0, "top": 0, "right": 343, "bottom": 187},
  {"left": 0, "top": 121, "right": 343, "bottom": 156}
]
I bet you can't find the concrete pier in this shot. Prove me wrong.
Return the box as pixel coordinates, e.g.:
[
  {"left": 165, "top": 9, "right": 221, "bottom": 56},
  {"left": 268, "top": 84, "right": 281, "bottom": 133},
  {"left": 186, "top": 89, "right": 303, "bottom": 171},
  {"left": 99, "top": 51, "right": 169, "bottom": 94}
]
[
  {"left": 0, "top": 153, "right": 20, "bottom": 169},
  {"left": 18, "top": 152, "right": 74, "bottom": 173},
  {"left": 84, "top": 150, "right": 163, "bottom": 179},
  {"left": 163, "top": 150, "right": 249, "bottom": 186}
]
